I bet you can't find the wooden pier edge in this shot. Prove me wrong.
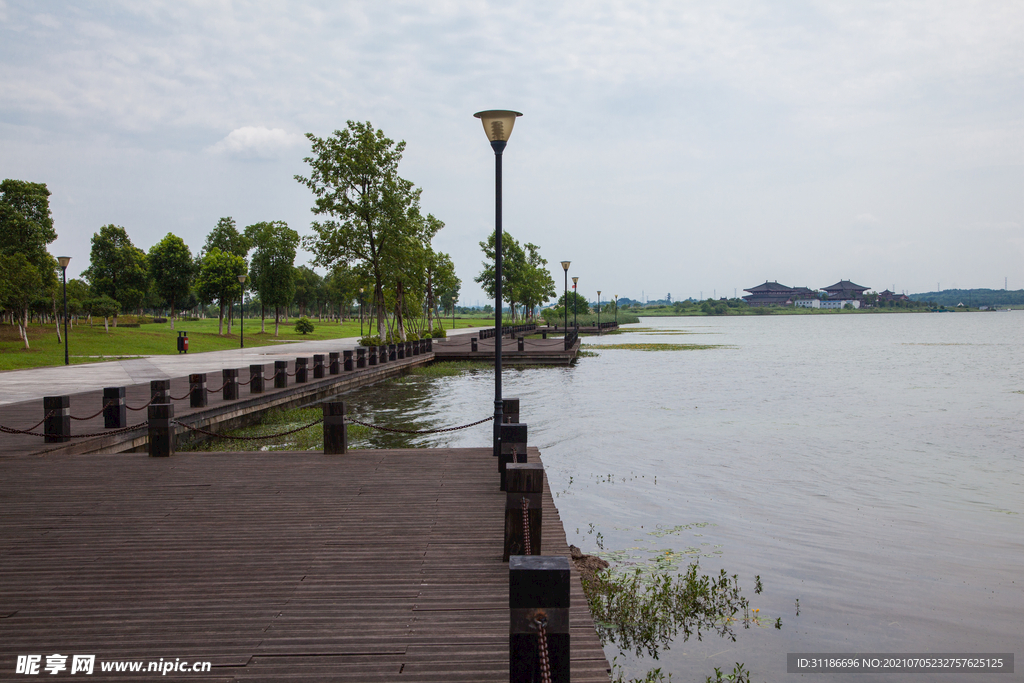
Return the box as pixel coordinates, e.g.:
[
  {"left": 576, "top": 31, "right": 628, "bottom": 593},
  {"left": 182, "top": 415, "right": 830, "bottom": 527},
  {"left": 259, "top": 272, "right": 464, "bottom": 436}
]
[{"left": 0, "top": 447, "right": 611, "bottom": 682}]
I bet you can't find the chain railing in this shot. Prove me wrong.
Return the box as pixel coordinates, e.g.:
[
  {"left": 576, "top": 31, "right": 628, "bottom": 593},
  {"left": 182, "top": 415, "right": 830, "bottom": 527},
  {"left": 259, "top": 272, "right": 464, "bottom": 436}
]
[
  {"left": 345, "top": 416, "right": 491, "bottom": 435},
  {"left": 536, "top": 615, "right": 552, "bottom": 683},
  {"left": 1, "top": 419, "right": 147, "bottom": 438},
  {"left": 0, "top": 411, "right": 55, "bottom": 435},
  {"left": 169, "top": 387, "right": 196, "bottom": 401},
  {"left": 172, "top": 419, "right": 323, "bottom": 441},
  {"left": 521, "top": 496, "right": 532, "bottom": 555},
  {"left": 125, "top": 395, "right": 158, "bottom": 411},
  {"left": 69, "top": 401, "right": 114, "bottom": 421}
]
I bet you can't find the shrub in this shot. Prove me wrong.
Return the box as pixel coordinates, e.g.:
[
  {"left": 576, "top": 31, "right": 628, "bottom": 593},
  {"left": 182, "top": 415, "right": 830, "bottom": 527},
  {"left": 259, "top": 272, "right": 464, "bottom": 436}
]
[
  {"left": 431, "top": 327, "right": 447, "bottom": 339},
  {"left": 406, "top": 332, "right": 419, "bottom": 341},
  {"left": 295, "top": 317, "right": 314, "bottom": 334},
  {"left": 359, "top": 335, "right": 383, "bottom": 347}
]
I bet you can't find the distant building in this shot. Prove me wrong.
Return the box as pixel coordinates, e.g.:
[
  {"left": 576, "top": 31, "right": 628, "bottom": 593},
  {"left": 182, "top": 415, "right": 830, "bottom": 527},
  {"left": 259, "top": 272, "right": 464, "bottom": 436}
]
[
  {"left": 877, "top": 289, "right": 908, "bottom": 302},
  {"left": 743, "top": 281, "right": 822, "bottom": 307},
  {"left": 821, "top": 299, "right": 860, "bottom": 309},
  {"left": 794, "top": 299, "right": 820, "bottom": 308},
  {"left": 823, "top": 280, "right": 869, "bottom": 300}
]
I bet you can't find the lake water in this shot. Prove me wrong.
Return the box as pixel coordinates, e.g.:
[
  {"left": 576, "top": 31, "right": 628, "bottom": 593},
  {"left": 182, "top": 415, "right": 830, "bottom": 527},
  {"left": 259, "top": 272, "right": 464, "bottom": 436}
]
[{"left": 338, "top": 312, "right": 1023, "bottom": 681}]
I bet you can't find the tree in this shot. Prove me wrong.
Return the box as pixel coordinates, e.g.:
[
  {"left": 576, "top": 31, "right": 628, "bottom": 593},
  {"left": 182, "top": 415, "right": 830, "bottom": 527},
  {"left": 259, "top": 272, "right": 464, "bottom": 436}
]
[
  {"left": 519, "top": 242, "right": 556, "bottom": 320},
  {"left": 194, "top": 247, "right": 246, "bottom": 335},
  {"left": 204, "top": 217, "right": 250, "bottom": 258},
  {"left": 147, "top": 233, "right": 194, "bottom": 330},
  {"left": 0, "top": 253, "right": 43, "bottom": 348},
  {"left": 245, "top": 221, "right": 299, "bottom": 336},
  {"left": 475, "top": 231, "right": 555, "bottom": 321},
  {"left": 1, "top": 180, "right": 59, "bottom": 344},
  {"left": 297, "top": 120, "right": 431, "bottom": 340},
  {"left": 323, "top": 263, "right": 360, "bottom": 323},
  {"left": 427, "top": 251, "right": 460, "bottom": 328},
  {"left": 294, "top": 317, "right": 314, "bottom": 335},
  {"left": 82, "top": 225, "right": 149, "bottom": 319},
  {"left": 293, "top": 266, "right": 323, "bottom": 318},
  {"left": 83, "top": 294, "right": 120, "bottom": 333}
]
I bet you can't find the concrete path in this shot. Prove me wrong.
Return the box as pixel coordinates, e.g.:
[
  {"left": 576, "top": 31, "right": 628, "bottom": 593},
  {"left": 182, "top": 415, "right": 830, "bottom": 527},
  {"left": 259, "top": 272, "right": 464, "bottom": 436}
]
[{"left": 0, "top": 327, "right": 490, "bottom": 407}]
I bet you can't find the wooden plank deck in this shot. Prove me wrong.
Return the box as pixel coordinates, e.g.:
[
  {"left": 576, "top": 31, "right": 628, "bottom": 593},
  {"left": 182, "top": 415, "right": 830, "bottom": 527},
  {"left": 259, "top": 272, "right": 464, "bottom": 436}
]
[
  {"left": 0, "top": 448, "right": 610, "bottom": 681},
  {"left": 432, "top": 337, "right": 579, "bottom": 365}
]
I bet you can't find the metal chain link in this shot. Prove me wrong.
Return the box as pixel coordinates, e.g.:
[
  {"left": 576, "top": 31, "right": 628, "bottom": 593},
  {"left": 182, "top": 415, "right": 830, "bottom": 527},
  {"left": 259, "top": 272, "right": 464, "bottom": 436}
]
[
  {"left": 1, "top": 419, "right": 147, "bottom": 438},
  {"left": 345, "top": 415, "right": 491, "bottom": 435},
  {"left": 536, "top": 617, "right": 552, "bottom": 683},
  {"left": 171, "top": 418, "right": 323, "bottom": 441},
  {"left": 70, "top": 401, "right": 114, "bottom": 421},
  {"left": 169, "top": 386, "right": 196, "bottom": 401},
  {"left": 208, "top": 380, "right": 231, "bottom": 393},
  {"left": 0, "top": 411, "right": 55, "bottom": 435},
  {"left": 236, "top": 374, "right": 256, "bottom": 387},
  {"left": 125, "top": 395, "right": 157, "bottom": 411},
  {"left": 522, "top": 496, "right": 532, "bottom": 555}
]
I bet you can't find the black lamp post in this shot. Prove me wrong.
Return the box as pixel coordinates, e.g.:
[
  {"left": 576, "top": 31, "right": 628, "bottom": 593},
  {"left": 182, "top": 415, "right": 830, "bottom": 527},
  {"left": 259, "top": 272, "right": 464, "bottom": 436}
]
[
  {"left": 572, "top": 276, "right": 579, "bottom": 329},
  {"left": 597, "top": 290, "right": 601, "bottom": 333},
  {"left": 238, "top": 273, "right": 247, "bottom": 349},
  {"left": 58, "top": 256, "right": 71, "bottom": 365},
  {"left": 359, "top": 288, "right": 364, "bottom": 337},
  {"left": 614, "top": 294, "right": 619, "bottom": 323},
  {"left": 474, "top": 108, "right": 522, "bottom": 461},
  {"left": 560, "top": 260, "right": 570, "bottom": 332}
]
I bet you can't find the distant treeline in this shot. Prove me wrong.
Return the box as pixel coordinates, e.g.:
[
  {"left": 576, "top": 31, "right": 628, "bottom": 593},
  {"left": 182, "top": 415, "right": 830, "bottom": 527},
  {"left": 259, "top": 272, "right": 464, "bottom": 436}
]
[{"left": 909, "top": 289, "right": 1024, "bottom": 307}]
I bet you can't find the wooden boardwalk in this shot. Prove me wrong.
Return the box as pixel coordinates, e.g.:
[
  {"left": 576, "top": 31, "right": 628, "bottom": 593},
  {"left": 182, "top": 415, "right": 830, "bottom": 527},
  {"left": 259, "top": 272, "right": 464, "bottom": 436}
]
[
  {"left": 432, "top": 337, "right": 579, "bottom": 365},
  {"left": 0, "top": 354, "right": 432, "bottom": 458},
  {"left": 0, "top": 447, "right": 610, "bottom": 681}
]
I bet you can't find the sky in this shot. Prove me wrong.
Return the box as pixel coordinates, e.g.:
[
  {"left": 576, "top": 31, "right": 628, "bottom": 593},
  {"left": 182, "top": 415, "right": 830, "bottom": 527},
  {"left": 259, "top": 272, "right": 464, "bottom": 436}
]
[{"left": 2, "top": 0, "right": 1022, "bottom": 305}]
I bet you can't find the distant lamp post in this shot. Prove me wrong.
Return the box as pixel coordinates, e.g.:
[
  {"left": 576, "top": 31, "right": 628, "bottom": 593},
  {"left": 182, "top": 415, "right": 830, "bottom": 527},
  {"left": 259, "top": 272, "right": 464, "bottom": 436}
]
[
  {"left": 614, "top": 294, "right": 619, "bottom": 323},
  {"left": 237, "top": 273, "right": 247, "bottom": 349},
  {"left": 474, "top": 108, "right": 523, "bottom": 461},
  {"left": 560, "top": 261, "right": 570, "bottom": 332},
  {"left": 359, "top": 287, "right": 365, "bottom": 337},
  {"left": 597, "top": 290, "right": 602, "bottom": 333},
  {"left": 572, "top": 276, "right": 579, "bottom": 329},
  {"left": 58, "top": 256, "right": 71, "bottom": 365}
]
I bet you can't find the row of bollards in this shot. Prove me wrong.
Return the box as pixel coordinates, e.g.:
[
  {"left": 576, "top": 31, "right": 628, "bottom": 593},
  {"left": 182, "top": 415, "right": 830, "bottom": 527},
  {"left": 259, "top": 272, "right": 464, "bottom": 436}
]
[{"left": 39, "top": 339, "right": 434, "bottom": 445}]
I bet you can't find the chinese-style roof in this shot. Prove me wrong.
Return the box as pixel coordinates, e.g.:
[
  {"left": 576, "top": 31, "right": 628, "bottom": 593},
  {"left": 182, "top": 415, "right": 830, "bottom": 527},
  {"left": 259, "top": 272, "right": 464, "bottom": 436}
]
[
  {"left": 823, "top": 280, "right": 869, "bottom": 293},
  {"left": 791, "top": 286, "right": 818, "bottom": 297},
  {"left": 744, "top": 281, "right": 794, "bottom": 294}
]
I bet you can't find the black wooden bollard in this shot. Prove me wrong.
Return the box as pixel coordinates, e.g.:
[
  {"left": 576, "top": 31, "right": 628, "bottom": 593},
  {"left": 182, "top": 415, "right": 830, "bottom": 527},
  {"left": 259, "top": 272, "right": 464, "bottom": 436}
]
[
  {"left": 103, "top": 387, "right": 126, "bottom": 428},
  {"left": 189, "top": 374, "right": 208, "bottom": 408},
  {"left": 388, "top": 344, "right": 397, "bottom": 361},
  {"left": 274, "top": 360, "right": 288, "bottom": 388},
  {"left": 222, "top": 368, "right": 239, "bottom": 400},
  {"left": 323, "top": 401, "right": 347, "bottom": 455},
  {"left": 426, "top": 337, "right": 433, "bottom": 352},
  {"left": 356, "top": 347, "right": 367, "bottom": 368},
  {"left": 148, "top": 403, "right": 174, "bottom": 457},
  {"left": 509, "top": 556, "right": 570, "bottom": 683},
  {"left": 471, "top": 337, "right": 478, "bottom": 352},
  {"left": 503, "top": 398, "right": 520, "bottom": 424},
  {"left": 517, "top": 336, "right": 525, "bottom": 352},
  {"left": 313, "top": 354, "right": 325, "bottom": 378},
  {"left": 412, "top": 340, "right": 420, "bottom": 356},
  {"left": 150, "top": 379, "right": 170, "bottom": 404},
  {"left": 295, "top": 357, "right": 309, "bottom": 383},
  {"left": 343, "top": 350, "right": 354, "bottom": 371},
  {"left": 504, "top": 463, "right": 544, "bottom": 561},
  {"left": 406, "top": 341, "right": 413, "bottom": 358},
  {"left": 329, "top": 351, "right": 341, "bottom": 375},
  {"left": 249, "top": 365, "right": 264, "bottom": 394},
  {"left": 378, "top": 345, "right": 388, "bottom": 364},
  {"left": 368, "top": 346, "right": 378, "bottom": 366},
  {"left": 43, "top": 395, "right": 70, "bottom": 443},
  {"left": 397, "top": 343, "right": 405, "bottom": 359},
  {"left": 499, "top": 423, "right": 528, "bottom": 491},
  {"left": 542, "top": 331, "right": 547, "bottom": 339}
]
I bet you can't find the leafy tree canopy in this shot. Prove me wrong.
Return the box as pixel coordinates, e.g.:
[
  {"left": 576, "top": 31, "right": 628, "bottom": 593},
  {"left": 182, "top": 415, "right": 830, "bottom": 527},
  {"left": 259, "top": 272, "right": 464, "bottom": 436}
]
[
  {"left": 147, "top": 233, "right": 194, "bottom": 317},
  {"left": 0, "top": 179, "right": 56, "bottom": 267},
  {"left": 83, "top": 225, "right": 148, "bottom": 313},
  {"left": 204, "top": 217, "right": 250, "bottom": 258}
]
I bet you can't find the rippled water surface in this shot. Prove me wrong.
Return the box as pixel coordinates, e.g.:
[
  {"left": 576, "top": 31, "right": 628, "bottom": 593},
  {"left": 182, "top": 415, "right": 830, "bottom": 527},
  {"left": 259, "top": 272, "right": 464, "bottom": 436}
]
[{"left": 340, "top": 312, "right": 1024, "bottom": 681}]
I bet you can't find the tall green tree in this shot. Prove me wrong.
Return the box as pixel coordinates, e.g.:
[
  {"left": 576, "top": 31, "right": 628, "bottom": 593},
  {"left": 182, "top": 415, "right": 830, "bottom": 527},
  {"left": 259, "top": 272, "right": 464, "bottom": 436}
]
[
  {"left": 293, "top": 266, "right": 323, "bottom": 318},
  {"left": 204, "top": 217, "right": 250, "bottom": 257},
  {"left": 296, "top": 120, "right": 429, "bottom": 340},
  {"left": 476, "top": 231, "right": 526, "bottom": 320},
  {"left": 147, "top": 233, "right": 194, "bottom": 330},
  {"left": 244, "top": 220, "right": 298, "bottom": 336},
  {"left": 194, "top": 247, "right": 246, "bottom": 335},
  {"left": 0, "top": 253, "right": 43, "bottom": 348},
  {"left": 424, "top": 249, "right": 459, "bottom": 331},
  {"left": 519, "top": 242, "right": 556, "bottom": 320},
  {"left": 82, "top": 225, "right": 149, "bottom": 320}
]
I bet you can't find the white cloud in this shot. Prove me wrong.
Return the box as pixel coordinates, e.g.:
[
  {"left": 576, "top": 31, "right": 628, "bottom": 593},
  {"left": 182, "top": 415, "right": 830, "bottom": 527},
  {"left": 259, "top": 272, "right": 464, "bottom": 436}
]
[{"left": 206, "top": 126, "right": 305, "bottom": 159}]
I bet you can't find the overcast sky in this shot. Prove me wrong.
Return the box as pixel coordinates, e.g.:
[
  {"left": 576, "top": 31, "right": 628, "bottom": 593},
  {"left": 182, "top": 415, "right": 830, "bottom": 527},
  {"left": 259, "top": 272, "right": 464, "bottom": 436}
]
[{"left": 2, "top": 1, "right": 1021, "bottom": 304}]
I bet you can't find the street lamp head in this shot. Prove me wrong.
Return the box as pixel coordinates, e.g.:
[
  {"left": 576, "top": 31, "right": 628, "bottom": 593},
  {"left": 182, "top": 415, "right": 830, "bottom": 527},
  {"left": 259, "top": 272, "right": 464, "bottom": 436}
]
[
  {"left": 473, "top": 110, "right": 523, "bottom": 145},
  {"left": 561, "top": 260, "right": 571, "bottom": 272},
  {"left": 237, "top": 274, "right": 247, "bottom": 284},
  {"left": 597, "top": 290, "right": 601, "bottom": 297},
  {"left": 360, "top": 287, "right": 364, "bottom": 294},
  {"left": 57, "top": 256, "right": 71, "bottom": 269},
  {"left": 572, "top": 277, "right": 578, "bottom": 286}
]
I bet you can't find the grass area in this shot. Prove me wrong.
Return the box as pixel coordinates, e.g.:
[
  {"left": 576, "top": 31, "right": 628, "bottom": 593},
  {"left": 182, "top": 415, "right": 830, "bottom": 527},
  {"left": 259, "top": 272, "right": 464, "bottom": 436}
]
[
  {"left": 0, "top": 315, "right": 495, "bottom": 372},
  {"left": 583, "top": 343, "right": 726, "bottom": 351}
]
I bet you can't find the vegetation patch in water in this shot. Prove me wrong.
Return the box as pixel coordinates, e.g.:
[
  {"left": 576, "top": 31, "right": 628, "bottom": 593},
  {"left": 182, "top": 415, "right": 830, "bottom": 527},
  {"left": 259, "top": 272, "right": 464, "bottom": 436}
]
[
  {"left": 409, "top": 361, "right": 494, "bottom": 377},
  {"left": 178, "top": 406, "right": 371, "bottom": 452},
  {"left": 583, "top": 343, "right": 725, "bottom": 351}
]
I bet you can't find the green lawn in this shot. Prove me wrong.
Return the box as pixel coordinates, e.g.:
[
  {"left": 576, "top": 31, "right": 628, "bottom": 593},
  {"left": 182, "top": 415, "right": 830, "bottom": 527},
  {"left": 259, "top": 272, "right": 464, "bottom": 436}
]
[{"left": 0, "top": 315, "right": 494, "bottom": 372}]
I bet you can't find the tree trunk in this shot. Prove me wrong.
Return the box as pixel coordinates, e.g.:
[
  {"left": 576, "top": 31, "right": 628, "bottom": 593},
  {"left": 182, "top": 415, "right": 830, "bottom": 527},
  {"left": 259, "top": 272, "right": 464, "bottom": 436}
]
[
  {"left": 218, "top": 302, "right": 225, "bottom": 335},
  {"left": 274, "top": 306, "right": 280, "bottom": 337},
  {"left": 103, "top": 316, "right": 109, "bottom": 334},
  {"left": 54, "top": 299, "right": 62, "bottom": 344},
  {"left": 170, "top": 304, "right": 175, "bottom": 331},
  {"left": 261, "top": 302, "right": 266, "bottom": 334},
  {"left": 19, "top": 307, "right": 30, "bottom": 349}
]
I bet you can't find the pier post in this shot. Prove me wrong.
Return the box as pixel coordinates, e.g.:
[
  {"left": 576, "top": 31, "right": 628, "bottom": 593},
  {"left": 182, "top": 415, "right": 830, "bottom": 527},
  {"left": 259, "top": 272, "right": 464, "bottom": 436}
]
[
  {"left": 323, "top": 401, "right": 347, "bottom": 455},
  {"left": 509, "top": 556, "right": 570, "bottom": 683},
  {"left": 150, "top": 379, "right": 170, "bottom": 404},
  {"left": 222, "top": 368, "right": 239, "bottom": 400},
  {"left": 356, "top": 347, "right": 367, "bottom": 368},
  {"left": 368, "top": 346, "right": 378, "bottom": 366},
  {"left": 412, "top": 340, "right": 420, "bottom": 355},
  {"left": 504, "top": 463, "right": 544, "bottom": 560},
  {"left": 503, "top": 398, "right": 520, "bottom": 424},
  {"left": 249, "top": 365, "right": 264, "bottom": 394},
  {"left": 397, "top": 343, "right": 405, "bottom": 359},
  {"left": 103, "top": 387, "right": 126, "bottom": 428},
  {"left": 43, "top": 396, "right": 71, "bottom": 443},
  {"left": 295, "top": 357, "right": 309, "bottom": 383},
  {"left": 329, "top": 352, "right": 341, "bottom": 375},
  {"left": 405, "top": 341, "right": 413, "bottom": 358},
  {"left": 343, "top": 350, "right": 354, "bottom": 371},
  {"left": 189, "top": 374, "right": 208, "bottom": 408},
  {"left": 517, "top": 336, "right": 525, "bottom": 352},
  {"left": 274, "top": 360, "right": 288, "bottom": 388},
  {"left": 148, "top": 403, "right": 174, "bottom": 457},
  {"left": 499, "top": 423, "right": 528, "bottom": 491},
  {"left": 313, "top": 354, "right": 325, "bottom": 378},
  {"left": 389, "top": 344, "right": 397, "bottom": 361},
  {"left": 471, "top": 337, "right": 478, "bottom": 352},
  {"left": 378, "top": 345, "right": 388, "bottom": 364}
]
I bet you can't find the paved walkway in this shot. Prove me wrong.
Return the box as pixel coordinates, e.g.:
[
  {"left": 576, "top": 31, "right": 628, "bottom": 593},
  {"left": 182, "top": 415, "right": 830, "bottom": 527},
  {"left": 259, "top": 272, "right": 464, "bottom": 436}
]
[{"left": 0, "top": 327, "right": 489, "bottom": 407}]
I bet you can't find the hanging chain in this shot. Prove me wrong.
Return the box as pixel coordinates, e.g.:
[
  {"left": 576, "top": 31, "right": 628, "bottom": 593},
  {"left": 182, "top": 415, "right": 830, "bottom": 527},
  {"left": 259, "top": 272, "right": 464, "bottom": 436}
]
[
  {"left": 169, "top": 386, "right": 196, "bottom": 401},
  {"left": 125, "top": 395, "right": 157, "bottom": 411},
  {"left": 522, "top": 496, "right": 532, "bottom": 555},
  {"left": 536, "top": 616, "right": 552, "bottom": 683},
  {"left": 0, "top": 411, "right": 55, "bottom": 435},
  {"left": 171, "top": 419, "right": 323, "bottom": 441},
  {"left": 345, "top": 416, "right": 491, "bottom": 435},
  {"left": 70, "top": 401, "right": 115, "bottom": 421}
]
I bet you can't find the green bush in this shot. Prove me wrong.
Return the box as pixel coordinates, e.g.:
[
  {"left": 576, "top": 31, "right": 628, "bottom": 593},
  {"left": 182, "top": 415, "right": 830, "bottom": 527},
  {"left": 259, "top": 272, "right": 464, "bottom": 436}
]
[
  {"left": 431, "top": 327, "right": 447, "bottom": 339},
  {"left": 295, "top": 317, "right": 314, "bottom": 335},
  {"left": 359, "top": 335, "right": 383, "bottom": 347},
  {"left": 406, "top": 332, "right": 419, "bottom": 341}
]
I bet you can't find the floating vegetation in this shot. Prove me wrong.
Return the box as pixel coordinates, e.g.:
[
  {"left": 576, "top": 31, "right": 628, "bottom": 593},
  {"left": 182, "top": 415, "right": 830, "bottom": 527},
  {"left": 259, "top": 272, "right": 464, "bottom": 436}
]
[
  {"left": 576, "top": 349, "right": 600, "bottom": 357},
  {"left": 583, "top": 343, "right": 726, "bottom": 351},
  {"left": 409, "top": 361, "right": 493, "bottom": 377}
]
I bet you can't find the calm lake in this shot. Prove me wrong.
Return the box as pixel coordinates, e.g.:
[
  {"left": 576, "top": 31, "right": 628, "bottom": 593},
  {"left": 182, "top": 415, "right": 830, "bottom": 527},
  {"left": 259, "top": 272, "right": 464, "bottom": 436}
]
[{"left": 321, "top": 312, "right": 1024, "bottom": 681}]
